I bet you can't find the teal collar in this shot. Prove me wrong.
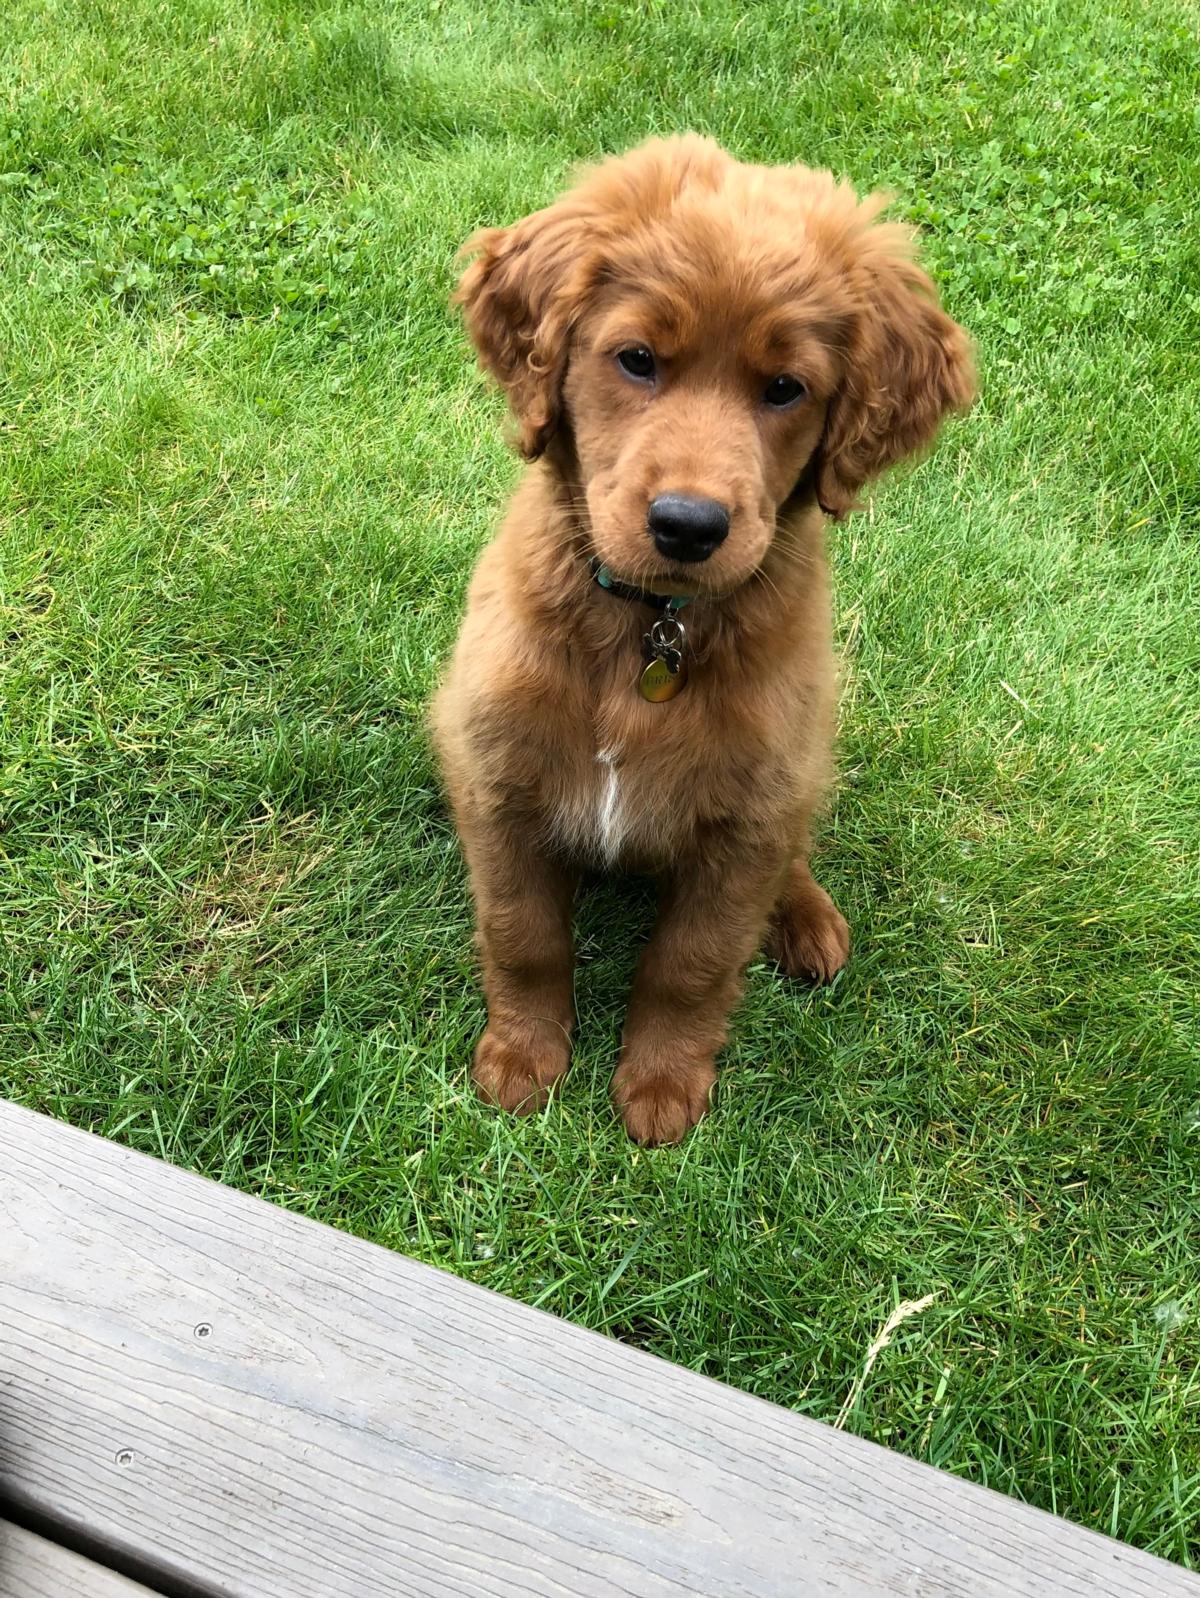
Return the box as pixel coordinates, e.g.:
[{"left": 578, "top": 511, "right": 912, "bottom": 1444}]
[{"left": 588, "top": 557, "right": 692, "bottom": 613}]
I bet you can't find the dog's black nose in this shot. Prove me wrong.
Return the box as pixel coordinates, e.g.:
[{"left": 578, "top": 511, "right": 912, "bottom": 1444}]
[{"left": 647, "top": 494, "right": 731, "bottom": 563}]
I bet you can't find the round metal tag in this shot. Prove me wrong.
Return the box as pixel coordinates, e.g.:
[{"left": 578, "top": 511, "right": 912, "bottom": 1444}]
[{"left": 639, "top": 655, "right": 687, "bottom": 702}]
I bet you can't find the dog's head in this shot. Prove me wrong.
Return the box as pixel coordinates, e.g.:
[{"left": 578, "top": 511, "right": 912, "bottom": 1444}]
[{"left": 455, "top": 136, "right": 975, "bottom": 595}]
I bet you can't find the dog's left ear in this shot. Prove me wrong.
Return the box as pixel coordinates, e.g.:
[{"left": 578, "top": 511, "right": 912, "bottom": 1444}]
[
  {"left": 454, "top": 199, "right": 597, "bottom": 460},
  {"left": 816, "top": 219, "right": 976, "bottom": 519}
]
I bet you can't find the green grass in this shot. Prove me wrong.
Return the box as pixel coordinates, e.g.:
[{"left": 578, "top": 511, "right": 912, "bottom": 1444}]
[{"left": 3, "top": 0, "right": 1199, "bottom": 1565}]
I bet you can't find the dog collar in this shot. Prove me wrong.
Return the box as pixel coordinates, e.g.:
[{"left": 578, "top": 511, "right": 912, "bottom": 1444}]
[
  {"left": 588, "top": 557, "right": 693, "bottom": 702},
  {"left": 588, "top": 557, "right": 692, "bottom": 614}
]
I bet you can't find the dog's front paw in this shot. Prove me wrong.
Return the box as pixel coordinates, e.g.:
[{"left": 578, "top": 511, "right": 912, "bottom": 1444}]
[
  {"left": 767, "top": 877, "right": 850, "bottom": 984},
  {"left": 611, "top": 1058, "right": 716, "bottom": 1146},
  {"left": 473, "top": 1026, "right": 570, "bottom": 1116}
]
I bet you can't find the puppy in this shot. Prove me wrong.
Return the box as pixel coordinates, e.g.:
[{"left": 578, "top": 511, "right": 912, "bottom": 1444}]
[{"left": 432, "top": 135, "right": 974, "bottom": 1144}]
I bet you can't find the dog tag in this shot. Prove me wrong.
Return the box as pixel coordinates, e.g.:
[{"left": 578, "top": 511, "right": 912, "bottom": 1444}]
[{"left": 640, "top": 653, "right": 688, "bottom": 702}]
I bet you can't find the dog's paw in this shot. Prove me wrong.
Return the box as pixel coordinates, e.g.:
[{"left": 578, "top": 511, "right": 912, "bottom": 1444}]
[
  {"left": 767, "top": 878, "right": 850, "bottom": 984},
  {"left": 473, "top": 1027, "right": 570, "bottom": 1116},
  {"left": 611, "top": 1059, "right": 716, "bottom": 1146}
]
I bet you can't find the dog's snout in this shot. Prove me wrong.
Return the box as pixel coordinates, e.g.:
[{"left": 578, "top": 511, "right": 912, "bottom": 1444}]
[{"left": 647, "top": 493, "right": 731, "bottom": 563}]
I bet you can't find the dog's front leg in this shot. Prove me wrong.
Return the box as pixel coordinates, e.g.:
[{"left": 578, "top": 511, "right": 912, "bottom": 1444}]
[
  {"left": 612, "top": 847, "right": 787, "bottom": 1145},
  {"left": 461, "top": 813, "right": 578, "bottom": 1116}
]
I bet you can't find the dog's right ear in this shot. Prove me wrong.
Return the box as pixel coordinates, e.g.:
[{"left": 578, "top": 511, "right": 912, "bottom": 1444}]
[
  {"left": 454, "top": 201, "right": 597, "bottom": 460},
  {"left": 455, "top": 137, "right": 726, "bottom": 457}
]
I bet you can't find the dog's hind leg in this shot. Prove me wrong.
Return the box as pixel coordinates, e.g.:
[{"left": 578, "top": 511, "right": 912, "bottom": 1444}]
[{"left": 765, "top": 856, "right": 850, "bottom": 984}]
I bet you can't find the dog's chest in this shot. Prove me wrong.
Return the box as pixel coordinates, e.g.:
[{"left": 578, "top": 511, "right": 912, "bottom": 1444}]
[
  {"left": 539, "top": 651, "right": 784, "bottom": 867},
  {"left": 592, "top": 746, "right": 628, "bottom": 863},
  {"left": 548, "top": 741, "right": 637, "bottom": 865},
  {"left": 548, "top": 726, "right": 741, "bottom": 868}
]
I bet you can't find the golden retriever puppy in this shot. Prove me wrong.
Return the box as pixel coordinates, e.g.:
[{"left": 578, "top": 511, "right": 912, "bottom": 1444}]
[{"left": 432, "top": 135, "right": 974, "bottom": 1144}]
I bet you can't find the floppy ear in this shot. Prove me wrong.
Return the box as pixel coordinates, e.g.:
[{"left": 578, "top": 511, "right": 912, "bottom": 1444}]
[
  {"left": 816, "top": 220, "right": 976, "bottom": 519},
  {"left": 454, "top": 136, "right": 727, "bottom": 460},
  {"left": 454, "top": 198, "right": 598, "bottom": 460}
]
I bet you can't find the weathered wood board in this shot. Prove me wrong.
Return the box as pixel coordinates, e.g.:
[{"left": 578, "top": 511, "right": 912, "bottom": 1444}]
[
  {"left": 0, "top": 1522, "right": 156, "bottom": 1596},
  {"left": 1, "top": 1098, "right": 1196, "bottom": 1597}
]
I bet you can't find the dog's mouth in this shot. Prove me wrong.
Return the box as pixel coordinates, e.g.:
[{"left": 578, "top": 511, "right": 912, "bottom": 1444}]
[
  {"left": 582, "top": 483, "right": 773, "bottom": 602},
  {"left": 591, "top": 554, "right": 736, "bottom": 603},
  {"left": 590, "top": 541, "right": 764, "bottom": 604}
]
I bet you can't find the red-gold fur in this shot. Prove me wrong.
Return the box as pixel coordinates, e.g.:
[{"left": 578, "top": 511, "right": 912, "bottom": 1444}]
[{"left": 433, "top": 136, "right": 974, "bottom": 1144}]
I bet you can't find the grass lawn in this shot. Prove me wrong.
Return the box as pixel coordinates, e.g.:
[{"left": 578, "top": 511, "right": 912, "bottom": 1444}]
[{"left": 3, "top": 0, "right": 1199, "bottom": 1566}]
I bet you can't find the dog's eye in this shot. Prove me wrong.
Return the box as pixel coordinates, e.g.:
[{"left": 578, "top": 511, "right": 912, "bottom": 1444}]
[
  {"left": 763, "top": 375, "right": 807, "bottom": 408},
  {"left": 617, "top": 346, "right": 656, "bottom": 381}
]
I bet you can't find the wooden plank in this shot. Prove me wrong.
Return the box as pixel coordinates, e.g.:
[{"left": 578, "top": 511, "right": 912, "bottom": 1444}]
[
  {"left": 0, "top": 1099, "right": 1195, "bottom": 1598},
  {"left": 0, "top": 1522, "right": 157, "bottom": 1596}
]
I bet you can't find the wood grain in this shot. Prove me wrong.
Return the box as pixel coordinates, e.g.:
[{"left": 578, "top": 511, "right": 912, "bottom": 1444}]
[
  {"left": 0, "top": 1522, "right": 155, "bottom": 1596},
  {"left": 0, "top": 1098, "right": 1195, "bottom": 1598}
]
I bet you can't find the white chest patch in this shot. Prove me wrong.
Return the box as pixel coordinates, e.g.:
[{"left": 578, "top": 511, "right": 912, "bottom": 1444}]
[
  {"left": 595, "top": 747, "right": 625, "bottom": 864},
  {"left": 546, "top": 744, "right": 645, "bottom": 865}
]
